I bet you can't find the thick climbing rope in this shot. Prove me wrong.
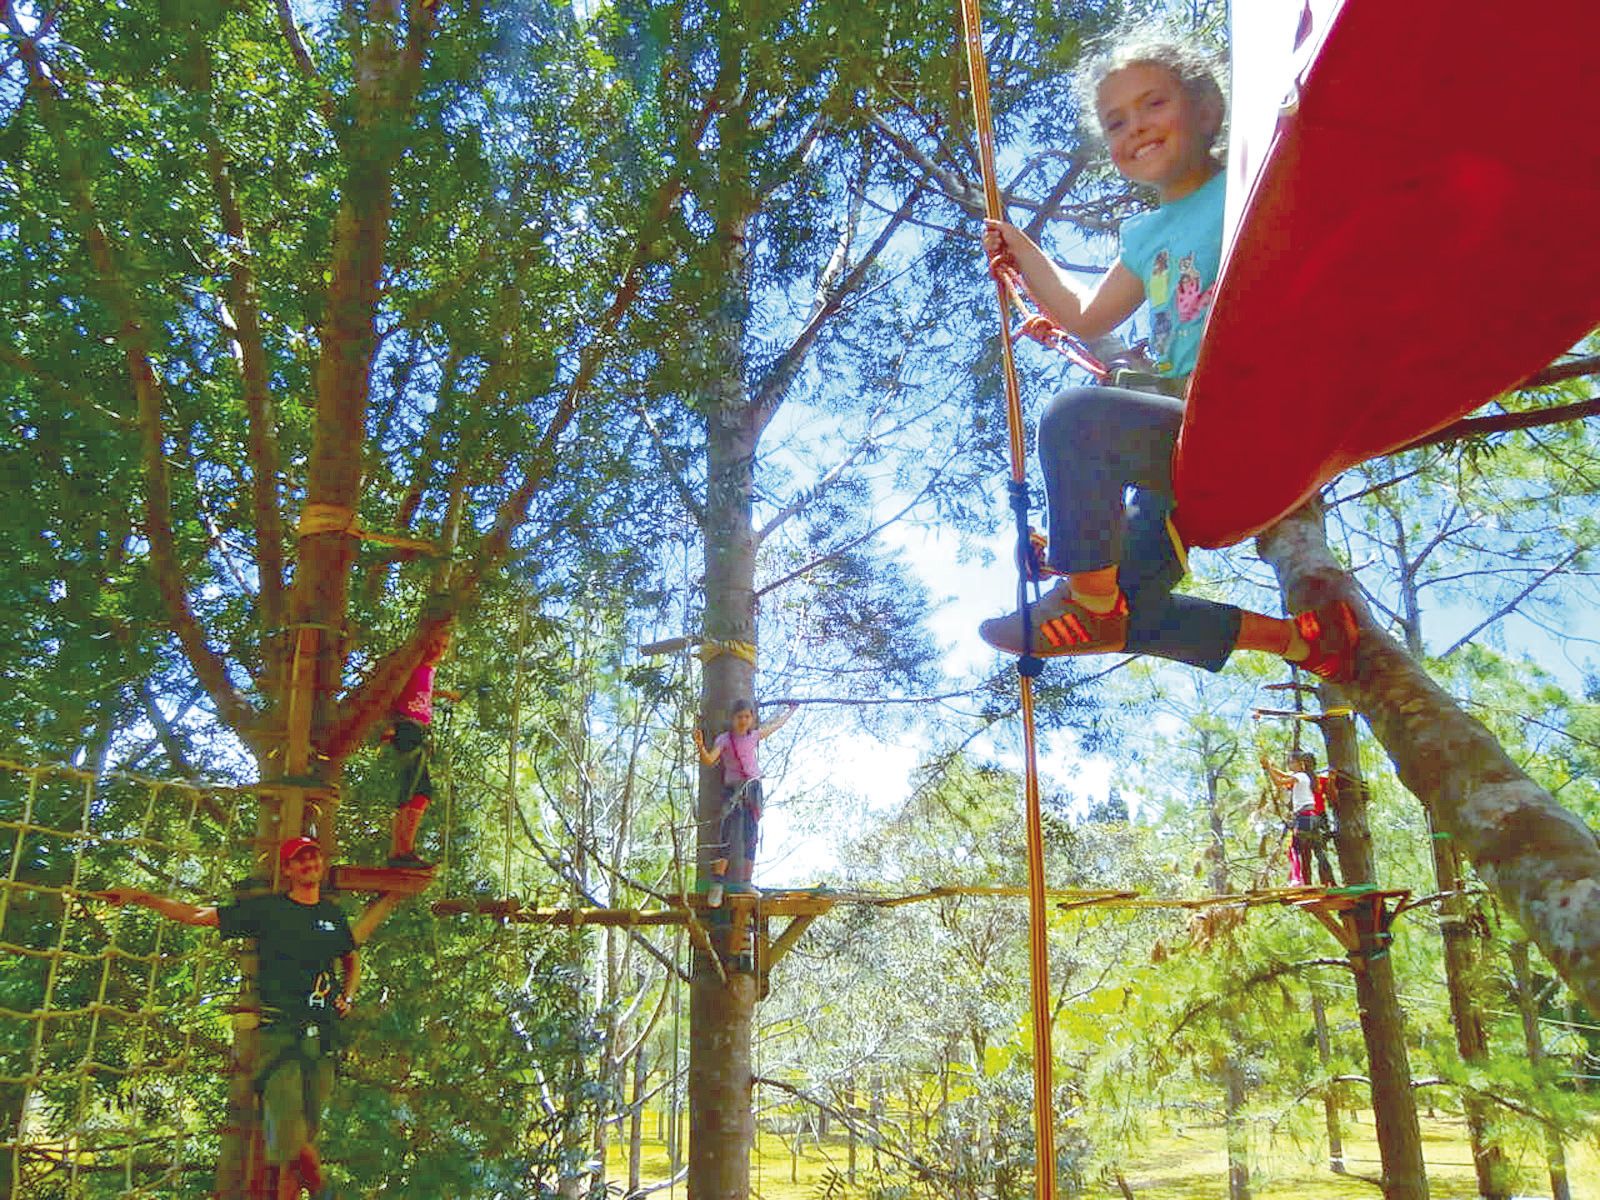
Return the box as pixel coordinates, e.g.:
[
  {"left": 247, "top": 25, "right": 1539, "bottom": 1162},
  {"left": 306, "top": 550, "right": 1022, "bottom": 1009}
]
[
  {"left": 955, "top": 3, "right": 1058, "bottom": 1197},
  {"left": 0, "top": 758, "right": 245, "bottom": 1197}
]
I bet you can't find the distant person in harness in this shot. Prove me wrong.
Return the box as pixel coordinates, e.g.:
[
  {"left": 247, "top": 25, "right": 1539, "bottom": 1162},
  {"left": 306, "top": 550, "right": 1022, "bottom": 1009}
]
[
  {"left": 693, "top": 699, "right": 797, "bottom": 907},
  {"left": 1261, "top": 749, "right": 1339, "bottom": 887},
  {"left": 383, "top": 627, "right": 458, "bottom": 869},
  {"left": 98, "top": 838, "right": 396, "bottom": 1200}
]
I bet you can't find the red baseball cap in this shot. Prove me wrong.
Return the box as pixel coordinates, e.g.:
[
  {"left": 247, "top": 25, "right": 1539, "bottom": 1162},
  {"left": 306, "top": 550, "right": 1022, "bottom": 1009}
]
[{"left": 278, "top": 836, "right": 322, "bottom": 869}]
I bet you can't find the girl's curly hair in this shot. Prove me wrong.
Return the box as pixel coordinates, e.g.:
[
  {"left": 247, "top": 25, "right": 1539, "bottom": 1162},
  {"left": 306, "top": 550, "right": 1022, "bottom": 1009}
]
[{"left": 1074, "top": 32, "right": 1228, "bottom": 149}]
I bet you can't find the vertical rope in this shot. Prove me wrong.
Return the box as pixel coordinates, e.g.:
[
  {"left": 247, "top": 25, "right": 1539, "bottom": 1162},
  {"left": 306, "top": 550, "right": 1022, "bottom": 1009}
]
[
  {"left": 42, "top": 773, "right": 93, "bottom": 1192},
  {"left": 507, "top": 611, "right": 527, "bottom": 901},
  {"left": 669, "top": 926, "right": 683, "bottom": 1200},
  {"left": 4, "top": 768, "right": 41, "bottom": 1198},
  {"left": 956, "top": 3, "right": 1058, "bottom": 1198}
]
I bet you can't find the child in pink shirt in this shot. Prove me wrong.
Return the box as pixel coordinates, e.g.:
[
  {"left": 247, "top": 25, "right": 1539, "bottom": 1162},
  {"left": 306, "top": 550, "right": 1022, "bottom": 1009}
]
[
  {"left": 384, "top": 629, "right": 452, "bottom": 869},
  {"left": 693, "top": 699, "right": 797, "bottom": 906}
]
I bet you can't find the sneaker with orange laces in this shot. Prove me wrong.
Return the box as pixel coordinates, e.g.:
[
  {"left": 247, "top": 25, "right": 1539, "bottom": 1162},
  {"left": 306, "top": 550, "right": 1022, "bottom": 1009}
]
[
  {"left": 1293, "top": 601, "right": 1360, "bottom": 683},
  {"left": 979, "top": 580, "right": 1129, "bottom": 657}
]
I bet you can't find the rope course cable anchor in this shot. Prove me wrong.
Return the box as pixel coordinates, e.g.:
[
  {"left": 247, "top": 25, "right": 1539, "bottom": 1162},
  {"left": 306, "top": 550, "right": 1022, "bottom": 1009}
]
[{"left": 296, "top": 502, "right": 440, "bottom": 555}]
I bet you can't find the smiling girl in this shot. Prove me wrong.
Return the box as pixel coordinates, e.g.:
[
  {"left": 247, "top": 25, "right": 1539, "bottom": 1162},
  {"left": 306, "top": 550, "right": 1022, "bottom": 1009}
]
[{"left": 978, "top": 36, "right": 1357, "bottom": 681}]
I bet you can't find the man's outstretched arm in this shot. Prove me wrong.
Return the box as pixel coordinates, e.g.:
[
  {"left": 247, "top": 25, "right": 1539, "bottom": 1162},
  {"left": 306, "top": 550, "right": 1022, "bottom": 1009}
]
[{"left": 95, "top": 887, "right": 219, "bottom": 927}]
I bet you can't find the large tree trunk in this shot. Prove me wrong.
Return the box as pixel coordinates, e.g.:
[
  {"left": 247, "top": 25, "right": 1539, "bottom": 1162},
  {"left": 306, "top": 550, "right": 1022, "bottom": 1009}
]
[
  {"left": 689, "top": 258, "right": 762, "bottom": 1199},
  {"left": 1508, "top": 942, "right": 1572, "bottom": 1200},
  {"left": 1316, "top": 711, "right": 1429, "bottom": 1200},
  {"left": 1424, "top": 807, "right": 1508, "bottom": 1197},
  {"left": 1258, "top": 501, "right": 1600, "bottom": 1015}
]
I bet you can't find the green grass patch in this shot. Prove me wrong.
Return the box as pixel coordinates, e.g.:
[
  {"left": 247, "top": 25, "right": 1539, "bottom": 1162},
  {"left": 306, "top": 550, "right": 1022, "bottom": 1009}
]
[{"left": 606, "top": 1110, "right": 1598, "bottom": 1199}]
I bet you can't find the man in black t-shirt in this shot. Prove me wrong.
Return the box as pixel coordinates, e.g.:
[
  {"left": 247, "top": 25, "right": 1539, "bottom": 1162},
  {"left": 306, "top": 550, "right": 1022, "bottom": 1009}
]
[{"left": 99, "top": 836, "right": 391, "bottom": 1200}]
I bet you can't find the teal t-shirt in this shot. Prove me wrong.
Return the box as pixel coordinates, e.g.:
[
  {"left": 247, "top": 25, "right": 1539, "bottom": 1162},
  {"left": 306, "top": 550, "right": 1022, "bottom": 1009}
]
[{"left": 1118, "top": 170, "right": 1226, "bottom": 377}]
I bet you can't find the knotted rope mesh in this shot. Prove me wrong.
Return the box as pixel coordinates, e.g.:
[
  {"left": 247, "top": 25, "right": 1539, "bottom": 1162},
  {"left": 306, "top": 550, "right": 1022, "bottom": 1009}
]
[{"left": 1, "top": 758, "right": 253, "bottom": 1199}]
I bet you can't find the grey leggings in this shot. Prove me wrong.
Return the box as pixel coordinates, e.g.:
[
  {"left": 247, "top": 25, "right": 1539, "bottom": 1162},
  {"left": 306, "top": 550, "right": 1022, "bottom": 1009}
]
[{"left": 1037, "top": 385, "right": 1243, "bottom": 672}]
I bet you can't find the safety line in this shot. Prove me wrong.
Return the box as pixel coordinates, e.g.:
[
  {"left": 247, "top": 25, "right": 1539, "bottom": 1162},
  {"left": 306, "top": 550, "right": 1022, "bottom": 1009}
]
[{"left": 956, "top": 3, "right": 1057, "bottom": 1196}]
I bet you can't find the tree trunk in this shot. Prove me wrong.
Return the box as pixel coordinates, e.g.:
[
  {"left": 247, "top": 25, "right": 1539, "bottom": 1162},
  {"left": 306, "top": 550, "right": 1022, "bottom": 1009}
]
[
  {"left": 846, "top": 1077, "right": 858, "bottom": 1183},
  {"left": 1258, "top": 501, "right": 1600, "bottom": 1015},
  {"left": 629, "top": 1044, "right": 648, "bottom": 1196},
  {"left": 1310, "top": 989, "right": 1345, "bottom": 1172},
  {"left": 1508, "top": 942, "right": 1572, "bottom": 1200},
  {"left": 1311, "top": 699, "right": 1428, "bottom": 1200},
  {"left": 689, "top": 970, "right": 758, "bottom": 1199},
  {"left": 1207, "top": 765, "right": 1251, "bottom": 1200},
  {"left": 689, "top": 239, "right": 761, "bottom": 1199},
  {"left": 870, "top": 1072, "right": 885, "bottom": 1172},
  {"left": 1425, "top": 807, "right": 1508, "bottom": 1197},
  {"left": 1223, "top": 1063, "right": 1250, "bottom": 1200}
]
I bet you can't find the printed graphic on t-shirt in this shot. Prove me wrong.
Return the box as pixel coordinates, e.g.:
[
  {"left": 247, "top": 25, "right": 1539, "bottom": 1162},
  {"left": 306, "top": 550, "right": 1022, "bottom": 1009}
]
[
  {"left": 1174, "top": 253, "right": 1212, "bottom": 323},
  {"left": 1119, "top": 171, "right": 1225, "bottom": 377},
  {"left": 1148, "top": 250, "right": 1171, "bottom": 306}
]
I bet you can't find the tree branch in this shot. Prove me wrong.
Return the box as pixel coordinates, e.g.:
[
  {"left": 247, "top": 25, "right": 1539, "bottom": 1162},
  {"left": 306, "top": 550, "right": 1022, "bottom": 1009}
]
[
  {"left": 1171, "top": 958, "right": 1350, "bottom": 1036},
  {"left": 274, "top": 0, "right": 336, "bottom": 129},
  {"left": 1400, "top": 397, "right": 1600, "bottom": 453},
  {"left": 447, "top": 95, "right": 721, "bottom": 608},
  {"left": 0, "top": 345, "right": 131, "bottom": 426},
  {"left": 1258, "top": 501, "right": 1600, "bottom": 1014},
  {"left": 635, "top": 403, "right": 705, "bottom": 525},
  {"left": 193, "top": 32, "right": 287, "bottom": 645},
  {"left": 1438, "top": 548, "right": 1583, "bottom": 659},
  {"left": 755, "top": 474, "right": 941, "bottom": 599},
  {"left": 6, "top": 9, "right": 258, "bottom": 743},
  {"left": 750, "top": 185, "right": 922, "bottom": 432},
  {"left": 1523, "top": 354, "right": 1600, "bottom": 388},
  {"left": 751, "top": 1076, "right": 955, "bottom": 1185}
]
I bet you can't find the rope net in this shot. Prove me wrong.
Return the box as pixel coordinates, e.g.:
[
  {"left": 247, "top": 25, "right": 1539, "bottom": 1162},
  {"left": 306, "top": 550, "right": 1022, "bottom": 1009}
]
[{"left": 0, "top": 757, "right": 253, "bottom": 1199}]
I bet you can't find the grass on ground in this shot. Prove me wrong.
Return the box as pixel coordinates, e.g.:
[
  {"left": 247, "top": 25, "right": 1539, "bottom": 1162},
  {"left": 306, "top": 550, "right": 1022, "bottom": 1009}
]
[{"left": 606, "top": 1110, "right": 1597, "bottom": 1199}]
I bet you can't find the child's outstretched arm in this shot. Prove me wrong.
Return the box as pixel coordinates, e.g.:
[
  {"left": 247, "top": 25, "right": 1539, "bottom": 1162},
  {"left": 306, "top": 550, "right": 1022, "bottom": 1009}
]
[
  {"left": 692, "top": 728, "right": 721, "bottom": 766},
  {"left": 758, "top": 702, "right": 799, "bottom": 740},
  {"left": 1258, "top": 756, "right": 1295, "bottom": 788},
  {"left": 984, "top": 220, "right": 1144, "bottom": 340}
]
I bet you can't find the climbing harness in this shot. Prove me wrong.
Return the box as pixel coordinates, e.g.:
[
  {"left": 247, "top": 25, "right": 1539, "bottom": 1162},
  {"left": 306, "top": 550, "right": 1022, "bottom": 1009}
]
[{"left": 956, "top": 2, "right": 1058, "bottom": 1195}]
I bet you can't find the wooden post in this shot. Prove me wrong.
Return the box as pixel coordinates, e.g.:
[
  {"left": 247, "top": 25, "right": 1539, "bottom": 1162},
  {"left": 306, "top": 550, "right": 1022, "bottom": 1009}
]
[{"left": 284, "top": 626, "right": 318, "bottom": 778}]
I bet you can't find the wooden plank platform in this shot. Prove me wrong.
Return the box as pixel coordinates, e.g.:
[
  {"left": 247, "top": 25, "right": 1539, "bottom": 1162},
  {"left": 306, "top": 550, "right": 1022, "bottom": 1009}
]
[
  {"left": 329, "top": 864, "right": 435, "bottom": 896},
  {"left": 423, "top": 884, "right": 1411, "bottom": 924},
  {"left": 428, "top": 887, "right": 860, "bottom": 925}
]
